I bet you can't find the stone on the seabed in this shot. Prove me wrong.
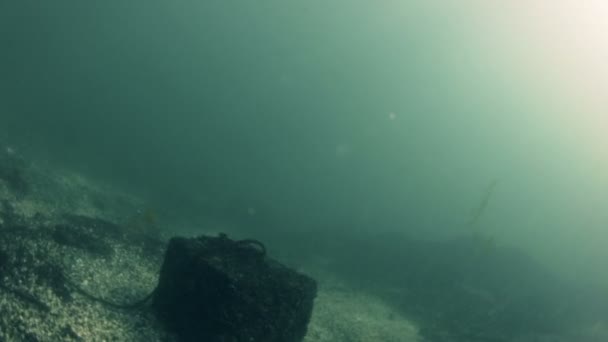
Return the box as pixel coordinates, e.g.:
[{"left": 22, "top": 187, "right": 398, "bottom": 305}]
[{"left": 152, "top": 233, "right": 317, "bottom": 342}]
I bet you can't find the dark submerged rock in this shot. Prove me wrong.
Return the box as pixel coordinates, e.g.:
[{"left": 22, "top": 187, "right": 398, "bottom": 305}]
[{"left": 152, "top": 233, "right": 317, "bottom": 342}]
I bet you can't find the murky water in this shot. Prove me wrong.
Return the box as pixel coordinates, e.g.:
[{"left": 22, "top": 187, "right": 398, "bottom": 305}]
[{"left": 1, "top": 1, "right": 607, "bottom": 340}]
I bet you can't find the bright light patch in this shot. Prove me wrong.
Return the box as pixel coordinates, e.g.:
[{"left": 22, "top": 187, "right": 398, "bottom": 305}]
[{"left": 474, "top": 0, "right": 608, "bottom": 155}]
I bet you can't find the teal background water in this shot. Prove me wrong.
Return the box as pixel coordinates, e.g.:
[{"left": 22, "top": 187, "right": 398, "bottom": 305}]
[{"left": 2, "top": 0, "right": 608, "bottom": 292}]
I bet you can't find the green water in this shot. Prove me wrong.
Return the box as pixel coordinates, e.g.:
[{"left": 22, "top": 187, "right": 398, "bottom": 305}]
[{"left": 2, "top": 1, "right": 607, "bottom": 339}]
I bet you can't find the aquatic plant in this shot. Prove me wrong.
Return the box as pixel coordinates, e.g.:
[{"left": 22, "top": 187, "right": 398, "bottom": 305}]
[
  {"left": 468, "top": 179, "right": 499, "bottom": 227},
  {"left": 125, "top": 208, "right": 161, "bottom": 236},
  {"left": 468, "top": 179, "right": 499, "bottom": 255}
]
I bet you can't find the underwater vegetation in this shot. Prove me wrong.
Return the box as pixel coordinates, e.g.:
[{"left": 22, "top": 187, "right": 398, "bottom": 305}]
[
  {"left": 469, "top": 179, "right": 499, "bottom": 227},
  {"left": 468, "top": 179, "right": 499, "bottom": 255},
  {"left": 125, "top": 208, "right": 162, "bottom": 237}
]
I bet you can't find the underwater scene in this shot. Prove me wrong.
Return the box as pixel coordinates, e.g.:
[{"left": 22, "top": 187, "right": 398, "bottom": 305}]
[{"left": 1, "top": 1, "right": 608, "bottom": 341}]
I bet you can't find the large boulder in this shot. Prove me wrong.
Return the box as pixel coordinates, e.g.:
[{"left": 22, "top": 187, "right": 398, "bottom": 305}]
[{"left": 152, "top": 233, "right": 317, "bottom": 342}]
